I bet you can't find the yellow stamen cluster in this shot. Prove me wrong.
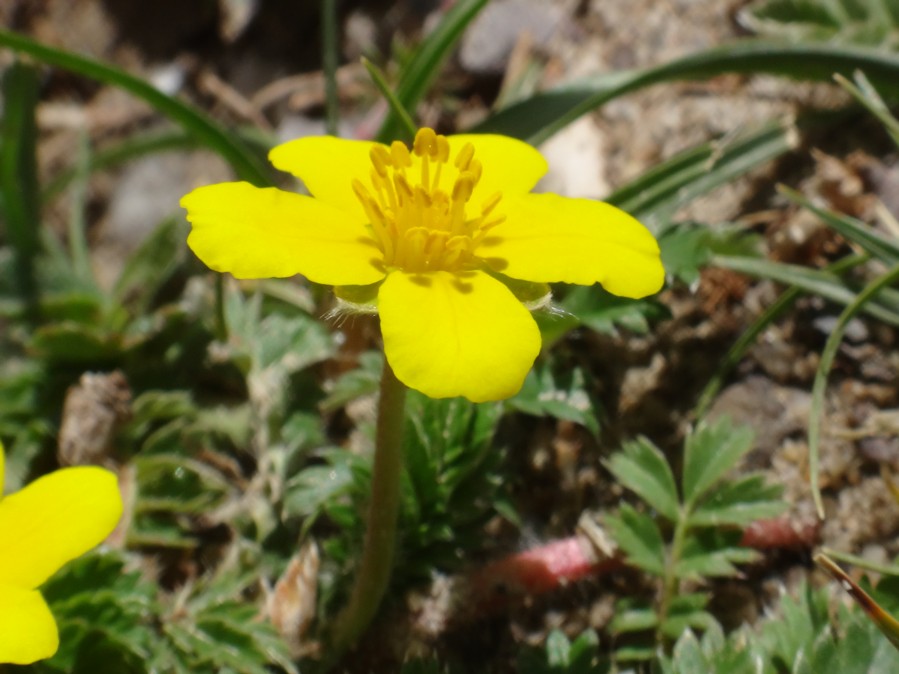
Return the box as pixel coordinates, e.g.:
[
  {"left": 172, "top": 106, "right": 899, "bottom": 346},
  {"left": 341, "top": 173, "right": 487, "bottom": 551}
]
[{"left": 353, "top": 128, "right": 505, "bottom": 273}]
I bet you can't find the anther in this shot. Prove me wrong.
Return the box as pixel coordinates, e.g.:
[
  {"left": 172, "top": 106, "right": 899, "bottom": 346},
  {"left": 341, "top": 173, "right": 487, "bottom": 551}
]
[
  {"left": 451, "top": 173, "right": 476, "bottom": 203},
  {"left": 413, "top": 128, "right": 437, "bottom": 157},
  {"left": 435, "top": 136, "right": 450, "bottom": 163},
  {"left": 454, "top": 143, "right": 475, "bottom": 170},
  {"left": 370, "top": 145, "right": 392, "bottom": 177},
  {"left": 390, "top": 140, "right": 411, "bottom": 168}
]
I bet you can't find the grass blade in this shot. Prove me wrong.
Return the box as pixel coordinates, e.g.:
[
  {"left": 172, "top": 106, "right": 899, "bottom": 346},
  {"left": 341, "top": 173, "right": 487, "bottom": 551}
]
[
  {"left": 363, "top": 57, "right": 417, "bottom": 140},
  {"left": 607, "top": 117, "right": 800, "bottom": 225},
  {"left": 835, "top": 70, "right": 899, "bottom": 149},
  {"left": 472, "top": 40, "right": 899, "bottom": 144},
  {"left": 713, "top": 254, "right": 899, "bottom": 326},
  {"left": 779, "top": 185, "right": 899, "bottom": 264},
  {"left": 0, "top": 28, "right": 270, "bottom": 185},
  {"left": 0, "top": 61, "right": 41, "bottom": 319},
  {"left": 376, "top": 0, "right": 488, "bottom": 142},
  {"left": 807, "top": 263, "right": 899, "bottom": 517},
  {"left": 815, "top": 552, "right": 899, "bottom": 652}
]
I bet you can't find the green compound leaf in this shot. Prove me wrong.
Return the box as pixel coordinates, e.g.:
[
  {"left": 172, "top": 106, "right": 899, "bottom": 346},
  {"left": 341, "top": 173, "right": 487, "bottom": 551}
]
[
  {"left": 675, "top": 530, "right": 760, "bottom": 580},
  {"left": 508, "top": 363, "right": 601, "bottom": 438},
  {"left": 606, "top": 437, "right": 679, "bottom": 521},
  {"left": 689, "top": 474, "right": 785, "bottom": 527},
  {"left": 518, "top": 628, "right": 606, "bottom": 674},
  {"left": 682, "top": 418, "right": 755, "bottom": 508},
  {"left": 604, "top": 503, "right": 666, "bottom": 577},
  {"left": 661, "top": 594, "right": 717, "bottom": 640},
  {"left": 0, "top": 29, "right": 270, "bottom": 185}
]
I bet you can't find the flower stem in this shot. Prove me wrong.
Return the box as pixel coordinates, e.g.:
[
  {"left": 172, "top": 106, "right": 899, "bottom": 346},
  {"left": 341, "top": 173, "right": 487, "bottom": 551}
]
[{"left": 331, "top": 359, "right": 407, "bottom": 656}]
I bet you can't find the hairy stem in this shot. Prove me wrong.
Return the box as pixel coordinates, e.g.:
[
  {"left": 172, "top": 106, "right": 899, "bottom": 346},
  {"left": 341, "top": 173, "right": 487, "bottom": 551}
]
[{"left": 331, "top": 360, "right": 407, "bottom": 656}]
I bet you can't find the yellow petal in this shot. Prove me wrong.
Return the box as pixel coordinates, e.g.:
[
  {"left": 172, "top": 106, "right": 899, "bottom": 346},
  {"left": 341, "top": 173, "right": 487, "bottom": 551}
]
[
  {"left": 0, "top": 466, "right": 122, "bottom": 589},
  {"left": 448, "top": 134, "right": 548, "bottom": 206},
  {"left": 0, "top": 585, "right": 58, "bottom": 664},
  {"left": 182, "top": 182, "right": 385, "bottom": 285},
  {"left": 476, "top": 193, "right": 665, "bottom": 298},
  {"left": 269, "top": 136, "right": 381, "bottom": 221},
  {"left": 379, "top": 270, "right": 541, "bottom": 402}
]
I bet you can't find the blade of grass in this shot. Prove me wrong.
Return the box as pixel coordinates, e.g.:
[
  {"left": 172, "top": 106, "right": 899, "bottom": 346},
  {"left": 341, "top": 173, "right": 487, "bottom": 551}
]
[
  {"left": 808, "top": 263, "right": 899, "bottom": 517},
  {"left": 778, "top": 185, "right": 899, "bottom": 264},
  {"left": 472, "top": 40, "right": 899, "bottom": 144},
  {"left": 713, "top": 254, "right": 899, "bottom": 326},
  {"left": 818, "top": 547, "right": 899, "bottom": 577},
  {"left": 815, "top": 552, "right": 899, "bottom": 651},
  {"left": 0, "top": 28, "right": 270, "bottom": 185},
  {"left": 376, "top": 0, "right": 488, "bottom": 142},
  {"left": 607, "top": 117, "right": 799, "bottom": 225},
  {"left": 0, "top": 61, "right": 41, "bottom": 321},
  {"left": 694, "top": 253, "right": 868, "bottom": 418},
  {"left": 66, "top": 132, "right": 96, "bottom": 285},
  {"left": 362, "top": 57, "right": 417, "bottom": 140},
  {"left": 835, "top": 70, "right": 899, "bottom": 149}
]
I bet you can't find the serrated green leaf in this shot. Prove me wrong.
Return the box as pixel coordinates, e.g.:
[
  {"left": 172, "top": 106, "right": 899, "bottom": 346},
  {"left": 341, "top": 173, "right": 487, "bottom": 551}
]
[
  {"left": 605, "top": 504, "right": 666, "bottom": 576},
  {"left": 609, "top": 606, "right": 659, "bottom": 635},
  {"left": 677, "top": 530, "right": 760, "bottom": 579},
  {"left": 507, "top": 364, "right": 601, "bottom": 437},
  {"left": 689, "top": 474, "right": 785, "bottom": 527},
  {"left": 669, "top": 630, "right": 710, "bottom": 673},
  {"left": 606, "top": 438, "right": 680, "bottom": 521},
  {"left": 682, "top": 418, "right": 755, "bottom": 507}
]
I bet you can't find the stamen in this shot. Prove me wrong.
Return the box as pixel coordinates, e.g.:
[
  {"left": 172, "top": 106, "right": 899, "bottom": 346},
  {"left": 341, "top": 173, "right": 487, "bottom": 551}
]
[
  {"left": 352, "top": 129, "right": 505, "bottom": 273},
  {"left": 413, "top": 128, "right": 436, "bottom": 157},
  {"left": 454, "top": 143, "right": 474, "bottom": 171},
  {"left": 390, "top": 140, "right": 411, "bottom": 169},
  {"left": 370, "top": 145, "right": 392, "bottom": 177}
]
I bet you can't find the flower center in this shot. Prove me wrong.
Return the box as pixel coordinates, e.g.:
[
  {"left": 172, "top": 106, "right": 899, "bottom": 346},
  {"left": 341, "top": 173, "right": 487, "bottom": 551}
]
[{"left": 352, "top": 128, "right": 505, "bottom": 273}]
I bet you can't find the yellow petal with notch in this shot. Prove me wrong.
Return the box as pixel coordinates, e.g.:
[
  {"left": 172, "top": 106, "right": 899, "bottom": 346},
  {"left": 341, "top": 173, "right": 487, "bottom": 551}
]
[
  {"left": 182, "top": 182, "right": 385, "bottom": 285},
  {"left": 0, "top": 585, "right": 58, "bottom": 664},
  {"left": 476, "top": 193, "right": 664, "bottom": 297},
  {"left": 448, "top": 133, "right": 548, "bottom": 206},
  {"left": 269, "top": 136, "right": 381, "bottom": 221},
  {"left": 379, "top": 270, "right": 541, "bottom": 402},
  {"left": 0, "top": 466, "right": 122, "bottom": 589}
]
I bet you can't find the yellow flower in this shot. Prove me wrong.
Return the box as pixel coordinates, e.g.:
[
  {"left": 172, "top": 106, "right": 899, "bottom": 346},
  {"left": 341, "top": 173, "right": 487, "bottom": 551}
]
[
  {"left": 0, "top": 444, "right": 122, "bottom": 664},
  {"left": 181, "top": 129, "right": 664, "bottom": 402}
]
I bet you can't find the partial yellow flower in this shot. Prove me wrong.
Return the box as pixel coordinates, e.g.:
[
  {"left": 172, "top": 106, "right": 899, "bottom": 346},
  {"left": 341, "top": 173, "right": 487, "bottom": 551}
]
[
  {"left": 182, "top": 129, "right": 664, "bottom": 402},
  {"left": 0, "top": 444, "right": 123, "bottom": 664}
]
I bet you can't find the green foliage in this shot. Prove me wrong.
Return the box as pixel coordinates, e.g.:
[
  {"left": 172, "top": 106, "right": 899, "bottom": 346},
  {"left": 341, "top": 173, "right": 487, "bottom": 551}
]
[
  {"left": 657, "top": 583, "right": 899, "bottom": 673},
  {"left": 33, "top": 551, "right": 297, "bottom": 674},
  {"left": 518, "top": 629, "right": 607, "bottom": 674},
  {"left": 740, "top": 0, "right": 899, "bottom": 47},
  {"left": 507, "top": 363, "right": 602, "bottom": 438},
  {"left": 604, "top": 418, "right": 786, "bottom": 660}
]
